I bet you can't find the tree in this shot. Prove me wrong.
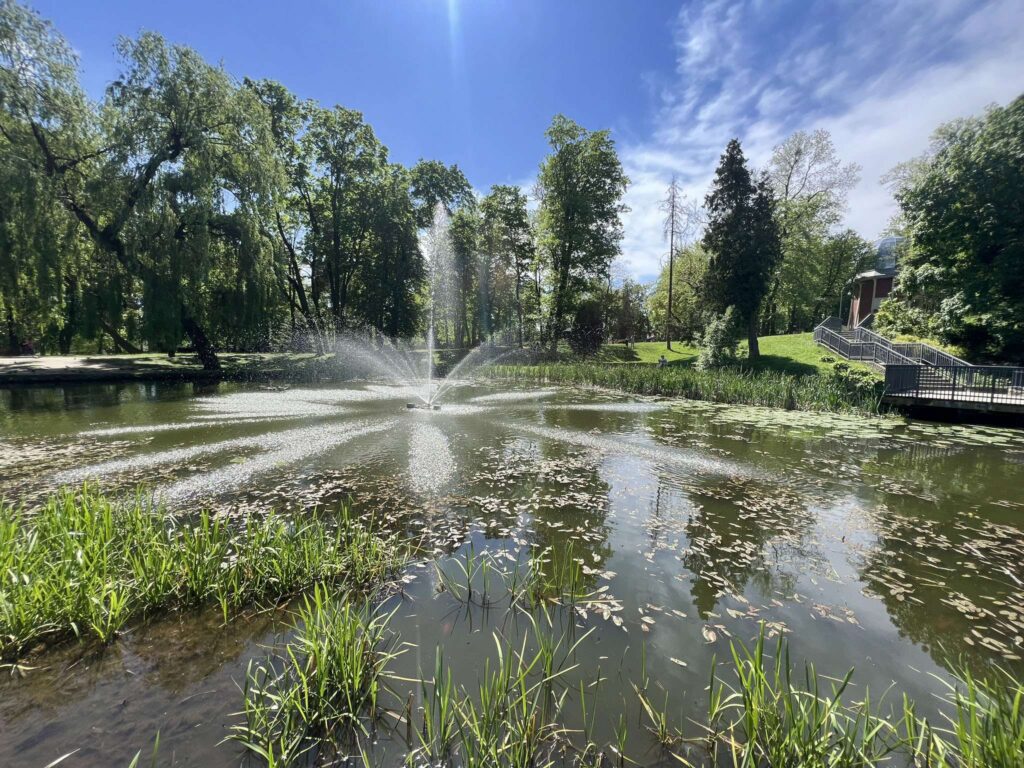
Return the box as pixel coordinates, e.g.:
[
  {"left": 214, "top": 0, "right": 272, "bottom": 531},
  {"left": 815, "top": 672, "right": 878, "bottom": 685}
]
[
  {"left": 659, "top": 176, "right": 700, "bottom": 349},
  {"left": 879, "top": 96, "right": 1024, "bottom": 361},
  {"left": 481, "top": 184, "right": 534, "bottom": 346},
  {"left": 448, "top": 205, "right": 480, "bottom": 348},
  {"left": 609, "top": 279, "right": 650, "bottom": 343},
  {"left": 409, "top": 159, "right": 473, "bottom": 228},
  {"left": 701, "top": 139, "right": 781, "bottom": 361},
  {"left": 1, "top": 6, "right": 283, "bottom": 368},
  {"left": 647, "top": 242, "right": 708, "bottom": 343},
  {"left": 763, "top": 130, "right": 860, "bottom": 332},
  {"left": 536, "top": 115, "right": 628, "bottom": 350}
]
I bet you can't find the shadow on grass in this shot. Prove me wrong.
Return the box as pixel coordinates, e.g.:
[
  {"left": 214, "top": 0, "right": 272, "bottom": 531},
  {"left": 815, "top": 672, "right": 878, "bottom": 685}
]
[
  {"left": 595, "top": 346, "right": 641, "bottom": 362},
  {"left": 742, "top": 354, "right": 819, "bottom": 377}
]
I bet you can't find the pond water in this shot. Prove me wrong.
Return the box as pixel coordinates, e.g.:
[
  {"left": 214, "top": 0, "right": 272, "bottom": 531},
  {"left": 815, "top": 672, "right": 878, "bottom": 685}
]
[{"left": 1, "top": 380, "right": 1023, "bottom": 766}]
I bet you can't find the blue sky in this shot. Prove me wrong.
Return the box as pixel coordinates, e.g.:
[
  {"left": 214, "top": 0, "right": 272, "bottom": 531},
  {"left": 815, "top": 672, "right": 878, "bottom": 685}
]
[{"left": 30, "top": 0, "right": 1024, "bottom": 282}]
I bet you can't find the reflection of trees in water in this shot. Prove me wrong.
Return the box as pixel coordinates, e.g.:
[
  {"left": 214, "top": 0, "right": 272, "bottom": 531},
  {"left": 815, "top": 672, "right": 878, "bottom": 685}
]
[
  {"left": 515, "top": 438, "right": 613, "bottom": 592},
  {"left": 679, "top": 477, "right": 813, "bottom": 619},
  {"left": 860, "top": 442, "right": 1024, "bottom": 511},
  {"left": 856, "top": 492, "right": 1024, "bottom": 674}
]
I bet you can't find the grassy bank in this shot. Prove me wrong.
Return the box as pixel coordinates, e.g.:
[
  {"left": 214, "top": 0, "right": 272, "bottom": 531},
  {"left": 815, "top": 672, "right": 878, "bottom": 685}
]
[
  {"left": 601, "top": 333, "right": 877, "bottom": 377},
  {"left": 486, "top": 360, "right": 884, "bottom": 414},
  {"left": 0, "top": 486, "right": 405, "bottom": 660},
  {"left": 0, "top": 352, "right": 335, "bottom": 385}
]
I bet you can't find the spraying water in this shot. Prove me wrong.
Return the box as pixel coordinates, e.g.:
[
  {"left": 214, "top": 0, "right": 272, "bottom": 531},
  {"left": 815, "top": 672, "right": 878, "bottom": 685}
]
[{"left": 422, "top": 202, "right": 454, "bottom": 406}]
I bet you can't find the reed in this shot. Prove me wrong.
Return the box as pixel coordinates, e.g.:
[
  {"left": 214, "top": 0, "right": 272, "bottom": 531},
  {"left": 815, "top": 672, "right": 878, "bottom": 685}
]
[
  {"left": 699, "top": 627, "right": 1024, "bottom": 768},
  {"left": 0, "top": 485, "right": 405, "bottom": 659},
  {"left": 229, "top": 585, "right": 401, "bottom": 766},
  {"left": 485, "top": 362, "right": 884, "bottom": 414},
  {"left": 902, "top": 662, "right": 1024, "bottom": 767}
]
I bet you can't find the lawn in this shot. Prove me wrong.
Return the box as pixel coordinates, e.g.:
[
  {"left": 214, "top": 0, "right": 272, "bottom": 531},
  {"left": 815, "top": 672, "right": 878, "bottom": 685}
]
[{"left": 599, "top": 332, "right": 878, "bottom": 378}]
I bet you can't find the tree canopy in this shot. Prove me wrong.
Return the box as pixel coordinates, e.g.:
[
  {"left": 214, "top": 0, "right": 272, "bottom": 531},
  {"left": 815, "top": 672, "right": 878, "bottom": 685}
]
[
  {"left": 877, "top": 95, "right": 1024, "bottom": 361},
  {"left": 701, "top": 139, "right": 781, "bottom": 360}
]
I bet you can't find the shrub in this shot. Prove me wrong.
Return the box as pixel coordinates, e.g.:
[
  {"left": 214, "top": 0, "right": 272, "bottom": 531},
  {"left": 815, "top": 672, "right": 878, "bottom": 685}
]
[{"left": 697, "top": 306, "right": 740, "bottom": 370}]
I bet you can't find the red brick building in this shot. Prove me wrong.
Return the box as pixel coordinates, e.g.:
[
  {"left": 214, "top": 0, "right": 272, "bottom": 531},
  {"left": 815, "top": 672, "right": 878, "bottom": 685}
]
[{"left": 847, "top": 236, "right": 902, "bottom": 327}]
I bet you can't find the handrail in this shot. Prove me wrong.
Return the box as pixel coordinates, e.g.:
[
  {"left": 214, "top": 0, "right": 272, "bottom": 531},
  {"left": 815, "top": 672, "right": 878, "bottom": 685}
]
[
  {"left": 813, "top": 324, "right": 916, "bottom": 368},
  {"left": 885, "top": 364, "right": 1024, "bottom": 406},
  {"left": 814, "top": 316, "right": 973, "bottom": 369}
]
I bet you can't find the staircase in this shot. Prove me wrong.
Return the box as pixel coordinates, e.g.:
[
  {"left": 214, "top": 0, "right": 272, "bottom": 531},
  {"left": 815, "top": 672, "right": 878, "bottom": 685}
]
[
  {"left": 813, "top": 317, "right": 1024, "bottom": 414},
  {"left": 812, "top": 317, "right": 916, "bottom": 370}
]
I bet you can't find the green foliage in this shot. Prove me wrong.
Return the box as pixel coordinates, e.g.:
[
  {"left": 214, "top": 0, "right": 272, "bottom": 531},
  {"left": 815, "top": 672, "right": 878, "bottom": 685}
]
[
  {"left": 648, "top": 243, "right": 708, "bottom": 344},
  {"left": 697, "top": 306, "right": 740, "bottom": 370},
  {"left": 2, "top": 5, "right": 641, "bottom": 363},
  {"left": 608, "top": 278, "right": 650, "bottom": 342},
  {"left": 481, "top": 184, "right": 537, "bottom": 346},
  {"left": 409, "top": 158, "right": 473, "bottom": 227},
  {"left": 0, "top": 486, "right": 405, "bottom": 660},
  {"left": 537, "top": 115, "right": 628, "bottom": 347},
  {"left": 762, "top": 130, "right": 862, "bottom": 333},
  {"left": 230, "top": 586, "right": 399, "bottom": 764},
  {"left": 882, "top": 94, "right": 1024, "bottom": 362},
  {"left": 701, "top": 140, "right": 781, "bottom": 359}
]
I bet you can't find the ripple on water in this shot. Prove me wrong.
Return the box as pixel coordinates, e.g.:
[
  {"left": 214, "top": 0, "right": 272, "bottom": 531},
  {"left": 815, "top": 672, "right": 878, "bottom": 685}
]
[
  {"left": 408, "top": 422, "right": 454, "bottom": 494},
  {"left": 469, "top": 388, "right": 559, "bottom": 403},
  {"left": 513, "top": 422, "right": 751, "bottom": 478},
  {"left": 158, "top": 420, "right": 394, "bottom": 502}
]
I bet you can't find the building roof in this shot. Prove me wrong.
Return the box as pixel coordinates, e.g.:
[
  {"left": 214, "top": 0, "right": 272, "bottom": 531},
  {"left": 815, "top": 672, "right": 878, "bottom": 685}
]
[{"left": 854, "top": 269, "right": 889, "bottom": 281}]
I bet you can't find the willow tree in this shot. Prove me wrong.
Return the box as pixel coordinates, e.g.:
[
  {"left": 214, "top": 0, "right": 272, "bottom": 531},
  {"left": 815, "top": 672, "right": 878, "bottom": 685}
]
[
  {"left": 1, "top": 2, "right": 282, "bottom": 367},
  {"left": 536, "top": 115, "right": 628, "bottom": 349}
]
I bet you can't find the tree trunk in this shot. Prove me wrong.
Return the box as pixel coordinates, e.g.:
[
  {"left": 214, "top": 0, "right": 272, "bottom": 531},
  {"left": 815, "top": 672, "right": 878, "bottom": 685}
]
[
  {"left": 515, "top": 278, "right": 523, "bottom": 348},
  {"left": 182, "top": 312, "right": 220, "bottom": 371},
  {"left": 5, "top": 304, "right": 17, "bottom": 356},
  {"left": 549, "top": 267, "right": 569, "bottom": 353},
  {"left": 99, "top": 318, "right": 142, "bottom": 354},
  {"left": 747, "top": 312, "right": 760, "bottom": 361}
]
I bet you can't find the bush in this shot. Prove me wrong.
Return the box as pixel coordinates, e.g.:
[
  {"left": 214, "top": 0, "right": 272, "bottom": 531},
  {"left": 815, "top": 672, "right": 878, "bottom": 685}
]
[{"left": 697, "top": 306, "right": 740, "bottom": 370}]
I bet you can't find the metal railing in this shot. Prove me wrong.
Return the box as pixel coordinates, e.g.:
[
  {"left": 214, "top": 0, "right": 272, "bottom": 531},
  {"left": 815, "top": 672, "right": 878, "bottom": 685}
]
[
  {"left": 815, "top": 317, "right": 971, "bottom": 369},
  {"left": 813, "top": 323, "right": 916, "bottom": 368},
  {"left": 885, "top": 365, "right": 1024, "bottom": 407},
  {"left": 890, "top": 342, "right": 971, "bottom": 368}
]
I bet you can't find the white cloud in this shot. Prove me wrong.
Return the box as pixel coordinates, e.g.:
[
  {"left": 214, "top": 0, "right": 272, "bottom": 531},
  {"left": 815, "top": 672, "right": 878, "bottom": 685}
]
[{"left": 618, "top": 0, "right": 1024, "bottom": 282}]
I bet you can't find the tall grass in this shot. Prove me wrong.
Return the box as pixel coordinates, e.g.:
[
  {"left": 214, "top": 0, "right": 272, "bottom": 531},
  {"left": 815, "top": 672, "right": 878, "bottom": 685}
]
[
  {"left": 229, "top": 586, "right": 400, "bottom": 766},
  {"left": 485, "top": 363, "right": 884, "bottom": 414},
  {"left": 0, "top": 486, "right": 405, "bottom": 659},
  {"left": 692, "top": 627, "right": 1024, "bottom": 768}
]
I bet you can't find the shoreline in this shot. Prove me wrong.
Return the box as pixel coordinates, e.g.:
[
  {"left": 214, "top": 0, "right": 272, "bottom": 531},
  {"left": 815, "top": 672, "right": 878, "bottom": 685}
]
[{"left": 0, "top": 353, "right": 331, "bottom": 386}]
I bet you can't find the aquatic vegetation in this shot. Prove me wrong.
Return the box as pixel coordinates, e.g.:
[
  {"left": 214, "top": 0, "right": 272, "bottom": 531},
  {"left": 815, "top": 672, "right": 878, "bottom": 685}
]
[
  {"left": 903, "top": 663, "right": 1024, "bottom": 768},
  {"left": 229, "top": 586, "right": 400, "bottom": 765},
  {"left": 484, "top": 362, "right": 885, "bottom": 414},
  {"left": 410, "top": 624, "right": 586, "bottom": 768},
  {"left": 701, "top": 629, "right": 900, "bottom": 767},
  {"left": 693, "top": 628, "right": 1024, "bottom": 768},
  {"left": 0, "top": 486, "right": 405, "bottom": 660}
]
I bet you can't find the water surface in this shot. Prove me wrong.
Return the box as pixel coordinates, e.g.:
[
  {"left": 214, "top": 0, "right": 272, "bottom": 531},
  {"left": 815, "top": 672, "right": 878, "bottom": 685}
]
[{"left": 2, "top": 380, "right": 1022, "bottom": 766}]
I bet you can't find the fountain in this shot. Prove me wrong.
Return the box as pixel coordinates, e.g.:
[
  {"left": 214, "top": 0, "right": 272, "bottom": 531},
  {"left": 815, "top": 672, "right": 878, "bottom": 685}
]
[{"left": 305, "top": 202, "right": 517, "bottom": 409}]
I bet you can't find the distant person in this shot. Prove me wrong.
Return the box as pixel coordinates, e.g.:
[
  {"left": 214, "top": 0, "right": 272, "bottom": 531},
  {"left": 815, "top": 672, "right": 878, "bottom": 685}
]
[{"left": 657, "top": 354, "right": 667, "bottom": 368}]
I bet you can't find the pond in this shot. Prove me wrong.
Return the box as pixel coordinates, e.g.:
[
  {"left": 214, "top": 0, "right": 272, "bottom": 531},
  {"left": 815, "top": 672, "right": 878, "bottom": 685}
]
[{"left": 1, "top": 380, "right": 1023, "bottom": 766}]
